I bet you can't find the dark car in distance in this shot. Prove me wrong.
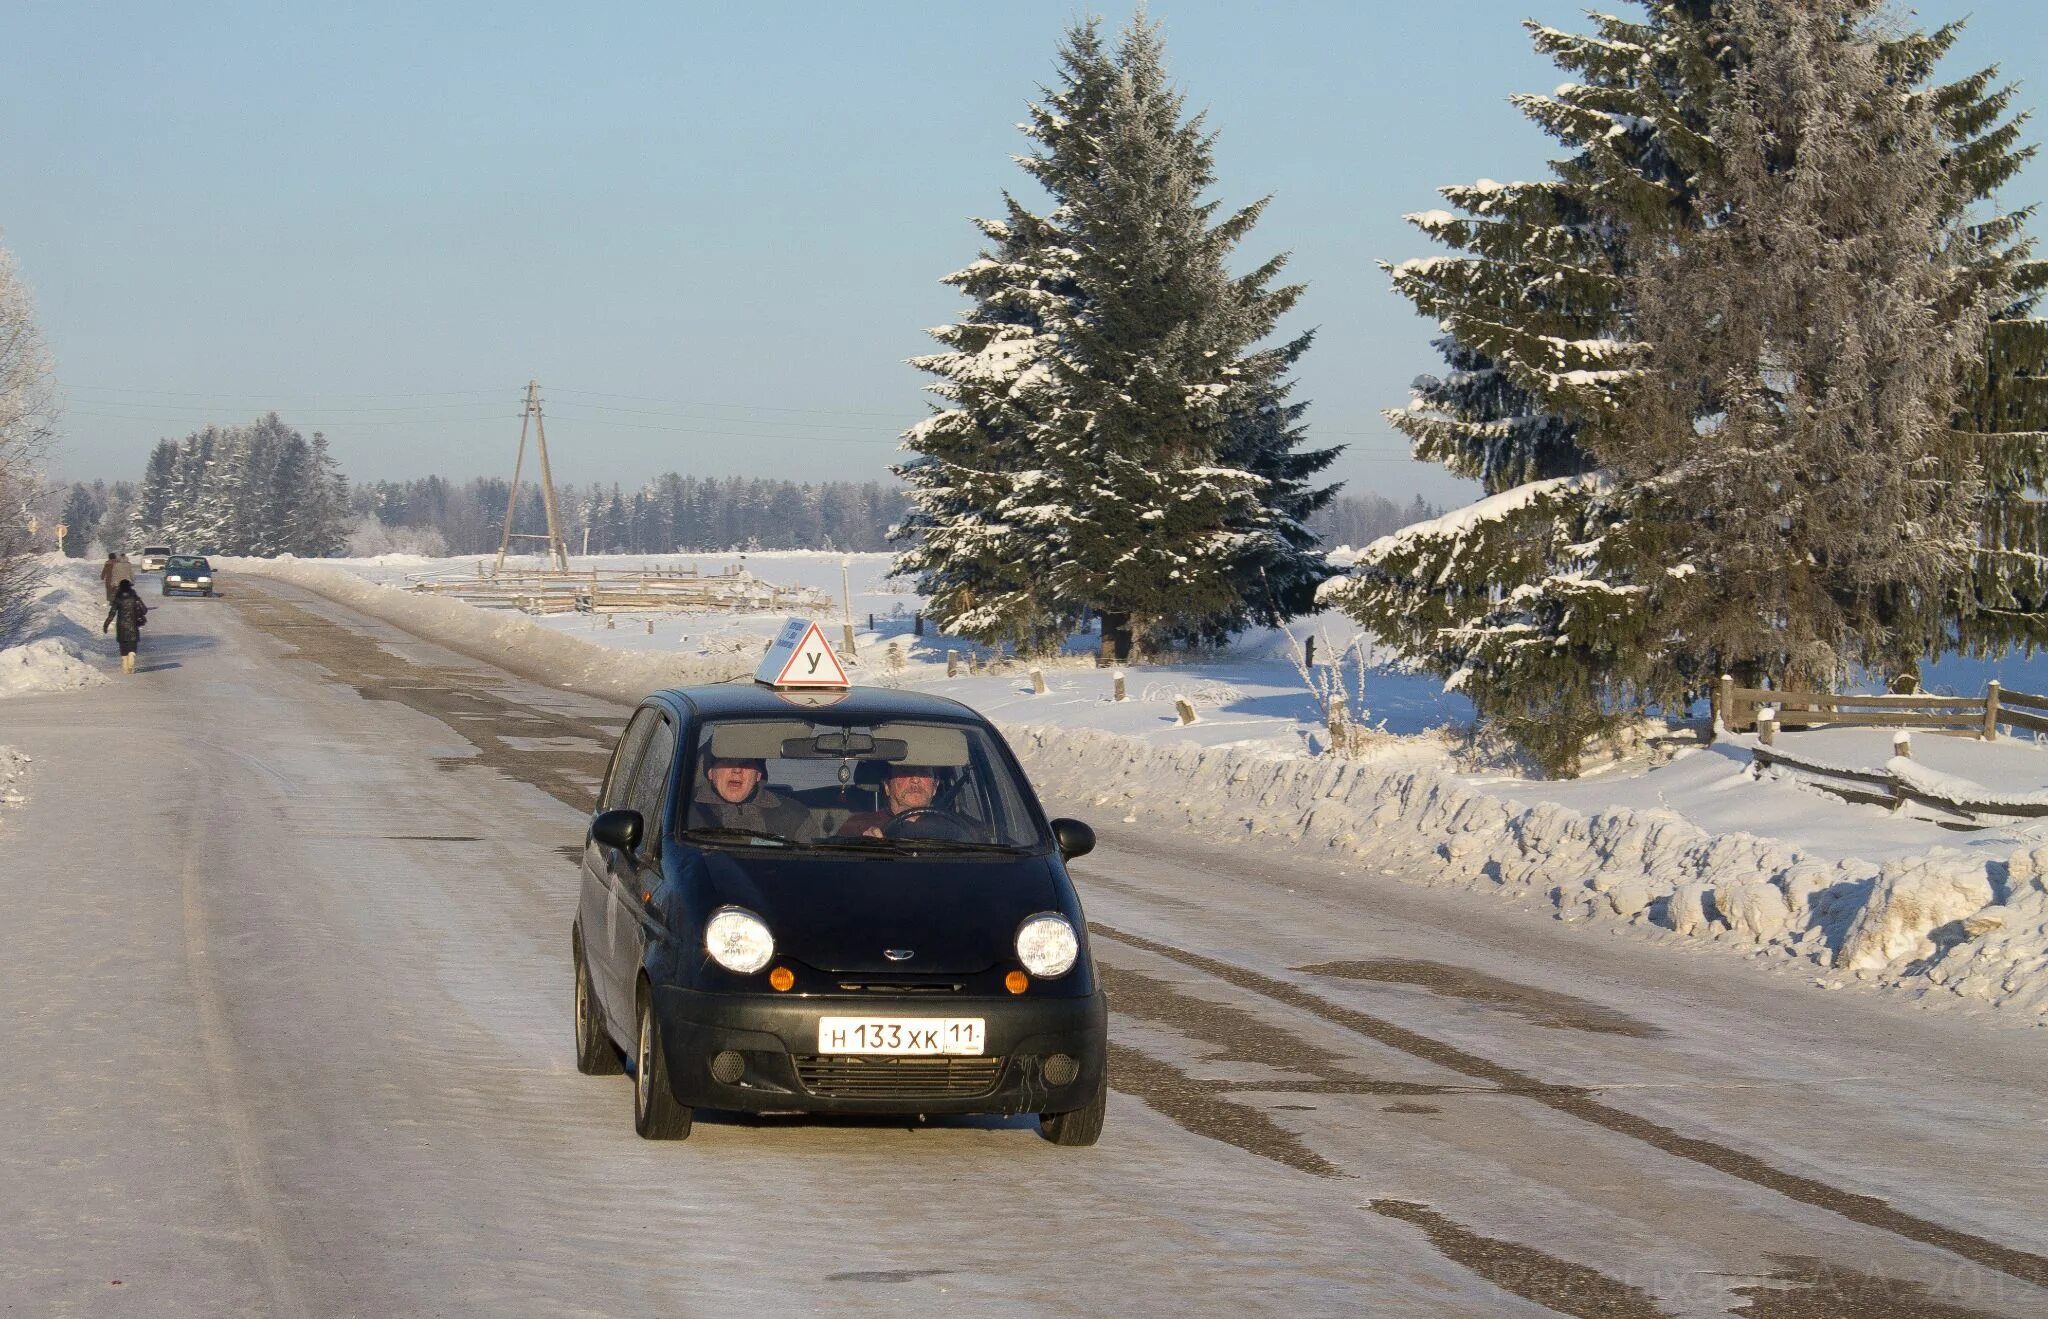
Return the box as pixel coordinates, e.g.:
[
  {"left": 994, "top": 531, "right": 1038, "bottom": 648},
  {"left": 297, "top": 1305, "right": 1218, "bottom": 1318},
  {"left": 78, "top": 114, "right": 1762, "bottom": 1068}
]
[
  {"left": 572, "top": 683, "right": 1108, "bottom": 1144},
  {"left": 160, "top": 554, "right": 216, "bottom": 597}
]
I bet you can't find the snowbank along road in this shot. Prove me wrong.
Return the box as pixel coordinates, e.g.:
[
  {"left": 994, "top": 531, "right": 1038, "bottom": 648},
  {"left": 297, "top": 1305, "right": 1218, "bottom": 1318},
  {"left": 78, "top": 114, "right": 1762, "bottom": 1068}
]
[{"left": 4, "top": 577, "right": 2048, "bottom": 1317}]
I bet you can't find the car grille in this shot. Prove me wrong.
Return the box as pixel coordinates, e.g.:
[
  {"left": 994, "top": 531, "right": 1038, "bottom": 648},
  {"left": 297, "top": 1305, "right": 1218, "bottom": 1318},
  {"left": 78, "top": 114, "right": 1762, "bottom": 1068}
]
[
  {"left": 833, "top": 981, "right": 964, "bottom": 995},
  {"left": 795, "top": 1055, "right": 1005, "bottom": 1100}
]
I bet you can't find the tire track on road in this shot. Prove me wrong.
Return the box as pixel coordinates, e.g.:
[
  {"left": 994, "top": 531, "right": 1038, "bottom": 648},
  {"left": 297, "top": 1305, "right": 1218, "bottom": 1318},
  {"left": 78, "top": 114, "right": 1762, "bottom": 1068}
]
[
  {"left": 1095, "top": 922, "right": 2048, "bottom": 1292},
  {"left": 179, "top": 765, "right": 313, "bottom": 1319}
]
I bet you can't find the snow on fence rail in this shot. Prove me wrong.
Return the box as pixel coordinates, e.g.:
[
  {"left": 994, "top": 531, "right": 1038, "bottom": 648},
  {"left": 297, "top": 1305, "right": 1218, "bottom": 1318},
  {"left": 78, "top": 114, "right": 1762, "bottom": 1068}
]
[{"left": 1715, "top": 676, "right": 2048, "bottom": 742}]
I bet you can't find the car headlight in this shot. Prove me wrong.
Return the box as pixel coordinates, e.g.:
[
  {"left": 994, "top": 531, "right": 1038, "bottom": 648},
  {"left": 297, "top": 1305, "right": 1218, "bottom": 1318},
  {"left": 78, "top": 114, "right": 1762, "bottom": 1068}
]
[
  {"left": 196, "top": 576, "right": 212, "bottom": 583},
  {"left": 705, "top": 908, "right": 775, "bottom": 974},
  {"left": 1016, "top": 913, "right": 1079, "bottom": 978}
]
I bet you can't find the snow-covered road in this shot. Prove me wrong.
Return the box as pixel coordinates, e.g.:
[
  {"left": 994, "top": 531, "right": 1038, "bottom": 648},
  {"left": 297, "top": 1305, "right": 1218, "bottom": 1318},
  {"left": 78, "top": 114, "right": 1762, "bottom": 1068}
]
[{"left": 4, "top": 580, "right": 2047, "bottom": 1317}]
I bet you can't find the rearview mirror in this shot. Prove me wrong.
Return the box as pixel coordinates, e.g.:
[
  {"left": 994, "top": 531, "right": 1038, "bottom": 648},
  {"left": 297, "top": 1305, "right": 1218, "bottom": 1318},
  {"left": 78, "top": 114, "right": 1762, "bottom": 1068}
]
[
  {"left": 1050, "top": 818, "right": 1095, "bottom": 860},
  {"left": 591, "top": 808, "right": 644, "bottom": 852}
]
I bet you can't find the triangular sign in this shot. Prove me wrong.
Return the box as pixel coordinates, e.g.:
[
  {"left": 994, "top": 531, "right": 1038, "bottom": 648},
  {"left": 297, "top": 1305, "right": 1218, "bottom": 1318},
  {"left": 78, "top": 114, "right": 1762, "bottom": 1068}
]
[{"left": 755, "top": 617, "right": 850, "bottom": 688}]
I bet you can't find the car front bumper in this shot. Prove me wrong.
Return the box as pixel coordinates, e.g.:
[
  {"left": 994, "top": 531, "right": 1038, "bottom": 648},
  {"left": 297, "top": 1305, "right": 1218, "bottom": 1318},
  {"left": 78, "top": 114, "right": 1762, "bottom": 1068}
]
[{"left": 652, "top": 983, "right": 1108, "bottom": 1116}]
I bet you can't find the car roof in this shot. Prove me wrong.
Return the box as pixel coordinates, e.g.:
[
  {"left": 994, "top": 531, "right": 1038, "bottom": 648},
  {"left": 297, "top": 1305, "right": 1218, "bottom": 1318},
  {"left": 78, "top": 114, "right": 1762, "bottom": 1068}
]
[{"left": 650, "top": 682, "right": 989, "bottom": 725}]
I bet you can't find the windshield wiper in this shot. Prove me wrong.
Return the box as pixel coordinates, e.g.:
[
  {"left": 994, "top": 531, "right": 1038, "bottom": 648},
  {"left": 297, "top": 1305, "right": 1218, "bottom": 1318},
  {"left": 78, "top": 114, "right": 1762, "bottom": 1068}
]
[
  {"left": 801, "top": 835, "right": 1032, "bottom": 856},
  {"left": 681, "top": 826, "right": 791, "bottom": 848}
]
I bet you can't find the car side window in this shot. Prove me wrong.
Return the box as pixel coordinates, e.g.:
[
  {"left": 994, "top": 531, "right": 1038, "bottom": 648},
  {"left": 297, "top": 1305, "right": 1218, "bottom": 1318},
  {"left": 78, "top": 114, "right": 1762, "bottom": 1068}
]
[
  {"left": 623, "top": 716, "right": 677, "bottom": 847},
  {"left": 600, "top": 708, "right": 660, "bottom": 812}
]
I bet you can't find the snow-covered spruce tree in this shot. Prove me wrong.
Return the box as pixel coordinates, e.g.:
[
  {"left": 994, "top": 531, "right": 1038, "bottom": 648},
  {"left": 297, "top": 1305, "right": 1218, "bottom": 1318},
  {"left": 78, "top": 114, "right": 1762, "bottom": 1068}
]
[
  {"left": 1321, "top": 4, "right": 1706, "bottom": 772},
  {"left": 0, "top": 241, "right": 54, "bottom": 641},
  {"left": 1614, "top": 0, "right": 2005, "bottom": 694},
  {"left": 59, "top": 485, "right": 97, "bottom": 556},
  {"left": 131, "top": 439, "right": 177, "bottom": 543},
  {"left": 1026, "top": 16, "right": 1332, "bottom": 655},
  {"left": 896, "top": 15, "right": 1336, "bottom": 656},
  {"left": 131, "top": 416, "right": 348, "bottom": 556},
  {"left": 301, "top": 432, "right": 350, "bottom": 556},
  {"left": 1324, "top": 0, "right": 2038, "bottom": 774},
  {"left": 891, "top": 23, "right": 1111, "bottom": 652}
]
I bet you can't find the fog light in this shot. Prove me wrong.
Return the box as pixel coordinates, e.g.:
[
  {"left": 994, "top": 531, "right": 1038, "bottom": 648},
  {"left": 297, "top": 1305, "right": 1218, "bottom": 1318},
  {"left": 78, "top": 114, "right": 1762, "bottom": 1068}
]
[
  {"left": 769, "top": 966, "right": 795, "bottom": 992},
  {"left": 1043, "top": 1053, "right": 1079, "bottom": 1086},
  {"left": 710, "top": 1050, "right": 746, "bottom": 1085},
  {"left": 1005, "top": 970, "right": 1029, "bottom": 994}
]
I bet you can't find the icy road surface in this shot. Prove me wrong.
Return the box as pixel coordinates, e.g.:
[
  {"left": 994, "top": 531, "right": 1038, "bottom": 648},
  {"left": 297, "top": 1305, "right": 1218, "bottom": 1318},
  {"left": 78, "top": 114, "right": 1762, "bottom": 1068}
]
[{"left": 4, "top": 580, "right": 2048, "bottom": 1317}]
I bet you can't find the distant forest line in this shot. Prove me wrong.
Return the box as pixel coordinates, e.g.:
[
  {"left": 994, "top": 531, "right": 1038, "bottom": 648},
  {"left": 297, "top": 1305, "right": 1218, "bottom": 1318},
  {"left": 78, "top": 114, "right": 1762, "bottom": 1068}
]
[
  {"left": 58, "top": 468, "right": 1436, "bottom": 558},
  {"left": 348, "top": 476, "right": 1435, "bottom": 556}
]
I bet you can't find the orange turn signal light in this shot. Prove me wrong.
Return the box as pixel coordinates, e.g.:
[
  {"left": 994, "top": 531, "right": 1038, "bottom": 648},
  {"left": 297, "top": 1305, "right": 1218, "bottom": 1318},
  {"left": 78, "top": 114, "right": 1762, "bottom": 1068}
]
[
  {"left": 1005, "top": 970, "right": 1029, "bottom": 995},
  {"left": 769, "top": 966, "right": 795, "bottom": 992}
]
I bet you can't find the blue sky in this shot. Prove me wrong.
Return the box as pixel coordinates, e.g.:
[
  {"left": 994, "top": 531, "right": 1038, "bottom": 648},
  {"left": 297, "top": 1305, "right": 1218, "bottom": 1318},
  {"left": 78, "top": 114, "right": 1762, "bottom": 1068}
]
[{"left": 4, "top": 1, "right": 2043, "bottom": 507}]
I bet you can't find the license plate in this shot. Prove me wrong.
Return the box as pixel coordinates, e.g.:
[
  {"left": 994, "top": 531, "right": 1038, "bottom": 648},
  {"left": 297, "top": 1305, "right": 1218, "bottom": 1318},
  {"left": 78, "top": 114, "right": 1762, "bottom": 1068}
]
[{"left": 816, "top": 1016, "right": 985, "bottom": 1056}]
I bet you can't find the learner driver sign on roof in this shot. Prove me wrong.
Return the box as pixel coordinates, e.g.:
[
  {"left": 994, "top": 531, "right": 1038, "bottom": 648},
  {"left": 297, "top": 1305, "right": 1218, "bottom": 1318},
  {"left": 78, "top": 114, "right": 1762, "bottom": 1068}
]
[{"left": 755, "top": 618, "right": 851, "bottom": 688}]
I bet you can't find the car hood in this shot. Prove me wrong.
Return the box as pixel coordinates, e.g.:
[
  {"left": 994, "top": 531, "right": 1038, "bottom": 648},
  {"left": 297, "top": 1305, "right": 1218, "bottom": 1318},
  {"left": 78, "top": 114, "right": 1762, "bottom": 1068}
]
[{"left": 694, "top": 848, "right": 1065, "bottom": 975}]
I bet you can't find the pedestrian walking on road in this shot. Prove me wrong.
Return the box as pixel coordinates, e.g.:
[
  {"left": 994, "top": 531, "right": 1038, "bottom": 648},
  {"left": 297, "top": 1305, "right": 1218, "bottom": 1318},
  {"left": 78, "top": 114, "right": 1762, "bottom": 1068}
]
[
  {"left": 103, "top": 579, "right": 149, "bottom": 675},
  {"left": 100, "top": 552, "right": 136, "bottom": 603}
]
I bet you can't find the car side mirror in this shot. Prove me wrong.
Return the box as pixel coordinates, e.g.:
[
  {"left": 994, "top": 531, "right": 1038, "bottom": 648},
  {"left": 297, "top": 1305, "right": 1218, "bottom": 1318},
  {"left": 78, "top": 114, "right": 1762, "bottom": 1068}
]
[
  {"left": 1050, "top": 818, "right": 1095, "bottom": 860},
  {"left": 592, "top": 808, "right": 644, "bottom": 852}
]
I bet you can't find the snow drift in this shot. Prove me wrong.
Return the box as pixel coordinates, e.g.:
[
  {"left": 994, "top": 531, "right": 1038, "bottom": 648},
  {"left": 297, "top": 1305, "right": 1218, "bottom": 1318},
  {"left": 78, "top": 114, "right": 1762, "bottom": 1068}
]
[{"left": 0, "top": 638, "right": 107, "bottom": 698}]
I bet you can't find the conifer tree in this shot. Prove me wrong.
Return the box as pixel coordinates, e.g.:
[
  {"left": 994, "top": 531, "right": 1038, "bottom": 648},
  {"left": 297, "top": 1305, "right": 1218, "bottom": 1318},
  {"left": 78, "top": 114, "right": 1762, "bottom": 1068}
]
[
  {"left": 896, "top": 15, "right": 1336, "bottom": 655},
  {"left": 59, "top": 485, "right": 96, "bottom": 556},
  {"left": 892, "top": 25, "right": 1109, "bottom": 651},
  {"left": 1324, "top": 0, "right": 2040, "bottom": 774}
]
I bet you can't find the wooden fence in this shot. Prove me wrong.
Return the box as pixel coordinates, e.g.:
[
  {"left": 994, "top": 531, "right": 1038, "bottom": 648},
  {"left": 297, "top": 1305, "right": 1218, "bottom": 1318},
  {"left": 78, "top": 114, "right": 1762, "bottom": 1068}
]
[
  {"left": 1714, "top": 676, "right": 2048, "bottom": 743},
  {"left": 405, "top": 565, "right": 833, "bottom": 615}
]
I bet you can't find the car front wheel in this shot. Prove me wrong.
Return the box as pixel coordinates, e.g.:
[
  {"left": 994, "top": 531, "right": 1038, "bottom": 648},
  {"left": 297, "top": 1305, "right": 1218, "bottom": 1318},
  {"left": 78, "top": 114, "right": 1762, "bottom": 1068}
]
[
  {"left": 632, "top": 985, "right": 691, "bottom": 1140},
  {"left": 1039, "top": 1067, "right": 1107, "bottom": 1147},
  {"left": 573, "top": 935, "right": 622, "bottom": 1076}
]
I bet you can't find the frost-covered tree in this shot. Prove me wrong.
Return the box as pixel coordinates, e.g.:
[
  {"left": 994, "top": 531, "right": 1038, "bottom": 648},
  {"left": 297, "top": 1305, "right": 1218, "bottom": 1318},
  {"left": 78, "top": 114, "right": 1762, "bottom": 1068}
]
[
  {"left": 1615, "top": 0, "right": 2006, "bottom": 693},
  {"left": 0, "top": 241, "right": 54, "bottom": 640},
  {"left": 59, "top": 484, "right": 97, "bottom": 556},
  {"left": 1324, "top": 0, "right": 2040, "bottom": 774},
  {"left": 896, "top": 15, "right": 1337, "bottom": 655},
  {"left": 132, "top": 416, "right": 348, "bottom": 556},
  {"left": 892, "top": 25, "right": 1109, "bottom": 651}
]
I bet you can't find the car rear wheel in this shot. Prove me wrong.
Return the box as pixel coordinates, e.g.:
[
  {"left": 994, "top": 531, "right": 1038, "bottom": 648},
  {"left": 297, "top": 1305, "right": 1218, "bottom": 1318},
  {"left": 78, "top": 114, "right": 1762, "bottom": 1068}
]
[
  {"left": 1039, "top": 1067, "right": 1107, "bottom": 1147},
  {"left": 632, "top": 985, "right": 692, "bottom": 1140},
  {"left": 573, "top": 935, "right": 622, "bottom": 1076}
]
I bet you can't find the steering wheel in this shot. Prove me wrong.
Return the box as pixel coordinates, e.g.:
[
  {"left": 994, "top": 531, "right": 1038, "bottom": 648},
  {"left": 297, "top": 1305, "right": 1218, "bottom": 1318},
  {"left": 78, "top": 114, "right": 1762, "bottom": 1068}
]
[{"left": 882, "top": 807, "right": 981, "bottom": 842}]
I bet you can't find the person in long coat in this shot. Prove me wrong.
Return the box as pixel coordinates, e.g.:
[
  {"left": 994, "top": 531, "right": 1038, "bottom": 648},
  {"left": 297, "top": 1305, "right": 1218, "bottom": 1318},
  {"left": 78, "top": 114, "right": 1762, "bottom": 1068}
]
[{"left": 102, "top": 578, "right": 149, "bottom": 674}]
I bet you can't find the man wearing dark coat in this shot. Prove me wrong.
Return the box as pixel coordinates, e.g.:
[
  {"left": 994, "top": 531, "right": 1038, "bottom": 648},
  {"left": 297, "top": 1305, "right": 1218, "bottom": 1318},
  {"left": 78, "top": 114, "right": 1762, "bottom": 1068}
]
[{"left": 686, "top": 755, "right": 808, "bottom": 839}]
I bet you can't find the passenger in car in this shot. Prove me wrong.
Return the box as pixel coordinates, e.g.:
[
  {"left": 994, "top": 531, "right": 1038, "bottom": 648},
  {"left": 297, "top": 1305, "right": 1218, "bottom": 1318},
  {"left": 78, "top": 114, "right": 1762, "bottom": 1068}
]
[
  {"left": 836, "top": 763, "right": 943, "bottom": 838},
  {"left": 689, "top": 755, "right": 809, "bottom": 838}
]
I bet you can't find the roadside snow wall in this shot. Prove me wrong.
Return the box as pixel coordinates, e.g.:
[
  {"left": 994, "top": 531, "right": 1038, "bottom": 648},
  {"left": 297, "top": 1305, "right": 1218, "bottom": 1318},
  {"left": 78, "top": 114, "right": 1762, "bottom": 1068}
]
[
  {"left": 1005, "top": 727, "right": 2048, "bottom": 1017},
  {"left": 238, "top": 559, "right": 2048, "bottom": 1019}
]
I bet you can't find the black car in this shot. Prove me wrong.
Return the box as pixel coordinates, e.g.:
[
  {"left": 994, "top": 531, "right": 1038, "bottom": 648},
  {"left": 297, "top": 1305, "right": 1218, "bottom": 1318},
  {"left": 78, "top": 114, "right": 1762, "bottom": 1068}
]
[
  {"left": 160, "top": 554, "right": 215, "bottom": 597},
  {"left": 572, "top": 683, "right": 1108, "bottom": 1144}
]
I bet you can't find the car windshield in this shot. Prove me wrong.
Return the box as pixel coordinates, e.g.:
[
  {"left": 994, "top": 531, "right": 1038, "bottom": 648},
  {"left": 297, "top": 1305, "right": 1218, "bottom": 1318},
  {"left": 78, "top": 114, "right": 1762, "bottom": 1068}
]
[
  {"left": 678, "top": 716, "right": 1047, "bottom": 852},
  {"left": 166, "top": 556, "right": 208, "bottom": 571}
]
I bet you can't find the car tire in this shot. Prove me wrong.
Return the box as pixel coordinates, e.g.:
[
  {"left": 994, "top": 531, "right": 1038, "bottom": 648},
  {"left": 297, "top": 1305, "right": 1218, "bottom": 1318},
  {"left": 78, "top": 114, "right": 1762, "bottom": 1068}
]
[
  {"left": 632, "top": 984, "right": 692, "bottom": 1140},
  {"left": 1039, "top": 1066, "right": 1107, "bottom": 1147},
  {"left": 573, "top": 935, "right": 622, "bottom": 1076}
]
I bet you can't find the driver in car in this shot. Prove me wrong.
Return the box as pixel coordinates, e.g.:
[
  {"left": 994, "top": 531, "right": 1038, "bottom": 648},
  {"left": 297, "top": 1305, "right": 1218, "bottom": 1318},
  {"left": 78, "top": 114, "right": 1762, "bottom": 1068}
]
[
  {"left": 836, "top": 762, "right": 945, "bottom": 838},
  {"left": 689, "top": 754, "right": 808, "bottom": 839}
]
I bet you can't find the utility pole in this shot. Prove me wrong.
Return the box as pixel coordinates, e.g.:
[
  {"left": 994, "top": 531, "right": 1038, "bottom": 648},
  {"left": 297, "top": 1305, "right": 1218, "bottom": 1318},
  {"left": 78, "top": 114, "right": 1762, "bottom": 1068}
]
[{"left": 494, "top": 379, "right": 572, "bottom": 574}]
